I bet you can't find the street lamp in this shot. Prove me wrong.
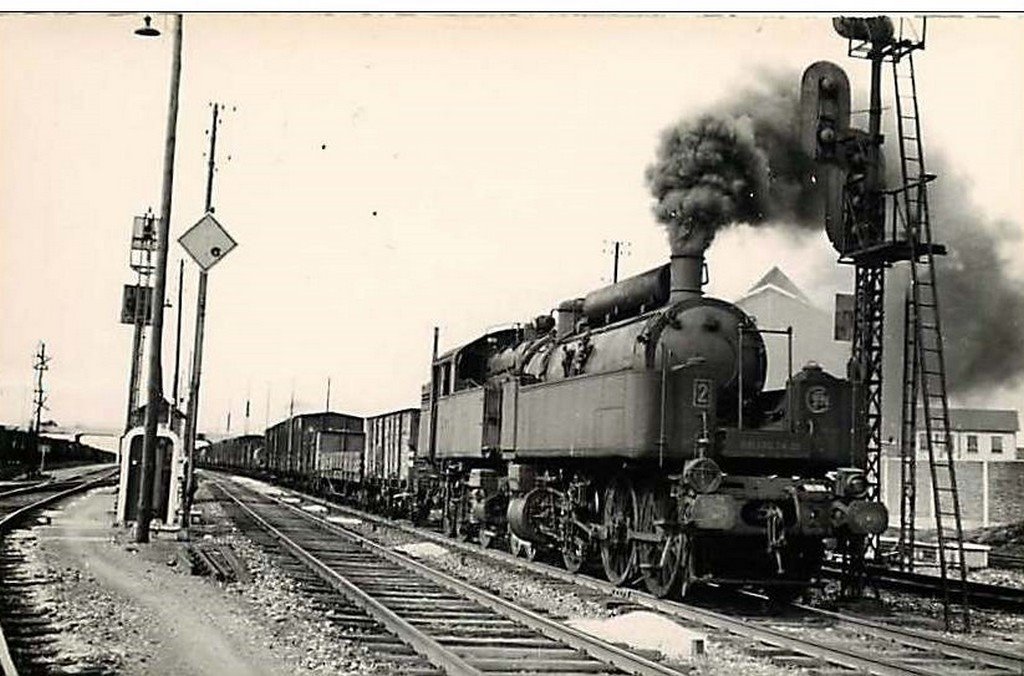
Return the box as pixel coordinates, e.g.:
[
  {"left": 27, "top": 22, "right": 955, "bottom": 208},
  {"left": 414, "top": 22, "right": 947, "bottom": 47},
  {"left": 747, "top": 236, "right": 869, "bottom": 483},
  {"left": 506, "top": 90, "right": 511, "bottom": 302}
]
[
  {"left": 133, "top": 13, "right": 182, "bottom": 544},
  {"left": 134, "top": 15, "right": 161, "bottom": 38}
]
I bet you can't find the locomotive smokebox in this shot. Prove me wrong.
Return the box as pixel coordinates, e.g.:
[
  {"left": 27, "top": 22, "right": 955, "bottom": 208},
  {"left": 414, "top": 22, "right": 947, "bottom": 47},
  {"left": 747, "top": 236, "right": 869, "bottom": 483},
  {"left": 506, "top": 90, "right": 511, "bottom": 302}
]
[{"left": 670, "top": 252, "right": 705, "bottom": 302}]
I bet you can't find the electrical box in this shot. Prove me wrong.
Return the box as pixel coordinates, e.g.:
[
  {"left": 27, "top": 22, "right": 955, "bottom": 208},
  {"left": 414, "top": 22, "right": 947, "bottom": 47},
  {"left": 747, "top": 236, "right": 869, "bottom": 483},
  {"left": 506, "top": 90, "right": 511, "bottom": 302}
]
[{"left": 116, "top": 426, "right": 185, "bottom": 529}]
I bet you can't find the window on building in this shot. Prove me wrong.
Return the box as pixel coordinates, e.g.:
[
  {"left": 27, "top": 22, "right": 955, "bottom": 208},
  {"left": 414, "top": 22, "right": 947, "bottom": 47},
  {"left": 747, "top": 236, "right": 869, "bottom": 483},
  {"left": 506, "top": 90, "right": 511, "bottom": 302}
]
[
  {"left": 919, "top": 432, "right": 927, "bottom": 451},
  {"left": 992, "top": 436, "right": 1003, "bottom": 453},
  {"left": 967, "top": 435, "right": 978, "bottom": 453}
]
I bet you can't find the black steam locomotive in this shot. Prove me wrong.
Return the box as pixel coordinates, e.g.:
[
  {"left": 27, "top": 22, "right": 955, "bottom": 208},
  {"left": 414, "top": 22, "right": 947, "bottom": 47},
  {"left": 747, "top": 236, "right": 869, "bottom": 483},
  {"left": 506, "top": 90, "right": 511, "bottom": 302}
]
[
  {"left": 203, "top": 251, "right": 885, "bottom": 599},
  {"left": 421, "top": 251, "right": 886, "bottom": 598}
]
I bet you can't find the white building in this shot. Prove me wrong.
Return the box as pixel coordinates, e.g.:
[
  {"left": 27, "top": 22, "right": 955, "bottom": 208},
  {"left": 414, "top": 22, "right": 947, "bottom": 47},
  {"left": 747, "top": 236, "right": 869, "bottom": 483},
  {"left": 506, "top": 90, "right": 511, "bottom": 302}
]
[
  {"left": 882, "top": 408, "right": 1023, "bottom": 528},
  {"left": 733, "top": 266, "right": 850, "bottom": 389},
  {"left": 915, "top": 408, "right": 1019, "bottom": 462}
]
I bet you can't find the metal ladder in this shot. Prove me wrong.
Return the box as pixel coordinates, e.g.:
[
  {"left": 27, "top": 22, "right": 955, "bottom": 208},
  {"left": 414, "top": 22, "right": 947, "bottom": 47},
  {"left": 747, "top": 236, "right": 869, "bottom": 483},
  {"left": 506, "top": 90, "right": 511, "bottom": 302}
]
[
  {"left": 892, "top": 48, "right": 971, "bottom": 632},
  {"left": 897, "top": 291, "right": 917, "bottom": 570}
]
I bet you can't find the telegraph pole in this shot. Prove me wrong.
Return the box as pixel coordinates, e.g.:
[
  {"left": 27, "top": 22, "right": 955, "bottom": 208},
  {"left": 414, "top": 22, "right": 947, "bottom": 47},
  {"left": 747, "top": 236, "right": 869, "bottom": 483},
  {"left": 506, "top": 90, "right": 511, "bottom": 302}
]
[
  {"left": 244, "top": 385, "right": 251, "bottom": 435},
  {"left": 135, "top": 13, "right": 182, "bottom": 544},
  {"left": 325, "top": 377, "right": 331, "bottom": 412},
  {"left": 180, "top": 102, "right": 222, "bottom": 537},
  {"left": 603, "top": 239, "right": 629, "bottom": 284},
  {"left": 32, "top": 342, "right": 51, "bottom": 475}
]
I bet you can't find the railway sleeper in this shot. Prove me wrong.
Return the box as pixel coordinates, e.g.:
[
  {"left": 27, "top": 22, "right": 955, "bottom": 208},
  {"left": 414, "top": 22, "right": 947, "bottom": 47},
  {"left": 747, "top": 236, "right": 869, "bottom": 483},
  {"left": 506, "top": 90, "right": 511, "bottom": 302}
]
[
  {"left": 452, "top": 646, "right": 586, "bottom": 660},
  {"left": 466, "top": 657, "right": 613, "bottom": 672}
]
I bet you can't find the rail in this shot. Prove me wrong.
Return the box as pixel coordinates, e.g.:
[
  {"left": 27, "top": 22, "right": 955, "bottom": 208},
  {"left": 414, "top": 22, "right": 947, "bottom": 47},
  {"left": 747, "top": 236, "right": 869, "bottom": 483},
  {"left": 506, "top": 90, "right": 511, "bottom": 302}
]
[
  {"left": 213, "top": 476, "right": 687, "bottom": 676},
  {"left": 0, "top": 467, "right": 119, "bottom": 676},
  {"left": 216, "top": 472, "right": 1024, "bottom": 676}
]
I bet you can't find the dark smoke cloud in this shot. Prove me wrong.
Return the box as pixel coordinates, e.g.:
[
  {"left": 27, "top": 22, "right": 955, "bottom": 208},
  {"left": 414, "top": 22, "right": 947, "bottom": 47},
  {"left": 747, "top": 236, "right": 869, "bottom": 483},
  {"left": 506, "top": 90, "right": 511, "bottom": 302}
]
[
  {"left": 645, "top": 68, "right": 1024, "bottom": 395},
  {"left": 645, "top": 71, "right": 821, "bottom": 254},
  {"left": 923, "top": 154, "right": 1024, "bottom": 395}
]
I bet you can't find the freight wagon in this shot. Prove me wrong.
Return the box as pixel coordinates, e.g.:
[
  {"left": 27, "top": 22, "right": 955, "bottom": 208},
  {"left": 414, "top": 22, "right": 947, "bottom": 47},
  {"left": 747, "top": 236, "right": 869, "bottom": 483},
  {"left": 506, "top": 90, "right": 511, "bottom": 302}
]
[
  {"left": 264, "top": 412, "right": 365, "bottom": 489},
  {"left": 363, "top": 408, "right": 420, "bottom": 515},
  {"left": 200, "top": 434, "right": 264, "bottom": 473}
]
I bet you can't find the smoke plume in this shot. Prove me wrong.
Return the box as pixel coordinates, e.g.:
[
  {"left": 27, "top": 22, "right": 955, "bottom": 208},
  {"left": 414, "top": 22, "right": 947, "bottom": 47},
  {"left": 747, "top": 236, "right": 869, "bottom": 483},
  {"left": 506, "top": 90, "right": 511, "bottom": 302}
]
[
  {"left": 645, "top": 69, "right": 1024, "bottom": 396},
  {"left": 924, "top": 154, "right": 1024, "bottom": 395},
  {"left": 645, "top": 72, "right": 820, "bottom": 254}
]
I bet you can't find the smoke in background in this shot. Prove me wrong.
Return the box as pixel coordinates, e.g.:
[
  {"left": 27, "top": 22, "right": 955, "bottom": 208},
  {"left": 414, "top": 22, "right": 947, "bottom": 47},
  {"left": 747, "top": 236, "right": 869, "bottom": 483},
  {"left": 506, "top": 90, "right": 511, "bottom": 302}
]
[
  {"left": 645, "top": 72, "right": 820, "bottom": 254},
  {"left": 646, "top": 69, "right": 1024, "bottom": 397},
  {"left": 925, "top": 153, "right": 1024, "bottom": 396}
]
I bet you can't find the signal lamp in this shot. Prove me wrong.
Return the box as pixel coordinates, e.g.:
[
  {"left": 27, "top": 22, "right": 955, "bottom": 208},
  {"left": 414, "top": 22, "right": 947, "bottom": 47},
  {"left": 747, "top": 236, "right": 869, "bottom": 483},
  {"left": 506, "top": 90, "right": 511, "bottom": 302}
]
[{"left": 832, "top": 17, "right": 895, "bottom": 45}]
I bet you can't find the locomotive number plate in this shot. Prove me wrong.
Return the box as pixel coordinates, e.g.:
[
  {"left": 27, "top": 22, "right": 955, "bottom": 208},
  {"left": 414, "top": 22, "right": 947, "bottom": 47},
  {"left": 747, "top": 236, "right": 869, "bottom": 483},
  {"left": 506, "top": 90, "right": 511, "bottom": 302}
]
[
  {"left": 693, "top": 378, "right": 712, "bottom": 408},
  {"left": 806, "top": 386, "right": 831, "bottom": 414}
]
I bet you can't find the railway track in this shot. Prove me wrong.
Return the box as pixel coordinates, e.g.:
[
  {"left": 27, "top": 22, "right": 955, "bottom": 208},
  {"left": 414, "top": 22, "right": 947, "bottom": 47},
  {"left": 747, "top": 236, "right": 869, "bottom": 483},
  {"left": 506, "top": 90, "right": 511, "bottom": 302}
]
[
  {"left": 0, "top": 466, "right": 118, "bottom": 676},
  {"left": 210, "top": 477, "right": 690, "bottom": 676},
  {"left": 211, "top": 473, "right": 1024, "bottom": 676},
  {"left": 820, "top": 564, "right": 1024, "bottom": 612},
  {"left": 990, "top": 552, "right": 1024, "bottom": 571}
]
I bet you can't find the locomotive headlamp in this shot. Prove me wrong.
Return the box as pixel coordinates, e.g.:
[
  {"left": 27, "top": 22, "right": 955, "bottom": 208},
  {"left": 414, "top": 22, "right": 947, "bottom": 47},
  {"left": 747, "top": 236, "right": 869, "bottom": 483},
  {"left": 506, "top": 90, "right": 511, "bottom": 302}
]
[{"left": 683, "top": 457, "right": 723, "bottom": 494}]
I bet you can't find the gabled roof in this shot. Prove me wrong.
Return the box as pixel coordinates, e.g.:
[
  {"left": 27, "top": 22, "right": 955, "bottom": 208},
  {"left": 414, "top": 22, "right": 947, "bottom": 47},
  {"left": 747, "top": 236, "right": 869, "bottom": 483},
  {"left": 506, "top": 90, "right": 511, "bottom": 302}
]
[
  {"left": 917, "top": 408, "right": 1020, "bottom": 433},
  {"left": 736, "top": 266, "right": 812, "bottom": 306}
]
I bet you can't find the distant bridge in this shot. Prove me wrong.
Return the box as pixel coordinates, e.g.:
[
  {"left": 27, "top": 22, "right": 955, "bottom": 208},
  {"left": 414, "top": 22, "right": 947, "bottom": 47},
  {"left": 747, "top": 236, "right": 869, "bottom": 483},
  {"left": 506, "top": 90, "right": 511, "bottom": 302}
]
[
  {"left": 38, "top": 426, "right": 122, "bottom": 457},
  {"left": 38, "top": 425, "right": 226, "bottom": 457}
]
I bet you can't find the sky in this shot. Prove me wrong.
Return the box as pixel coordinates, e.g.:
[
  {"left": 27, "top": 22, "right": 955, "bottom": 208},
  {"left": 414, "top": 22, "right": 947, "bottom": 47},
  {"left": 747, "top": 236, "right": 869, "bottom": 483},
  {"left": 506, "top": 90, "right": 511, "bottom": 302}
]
[{"left": 1, "top": 13, "right": 1022, "bottom": 435}]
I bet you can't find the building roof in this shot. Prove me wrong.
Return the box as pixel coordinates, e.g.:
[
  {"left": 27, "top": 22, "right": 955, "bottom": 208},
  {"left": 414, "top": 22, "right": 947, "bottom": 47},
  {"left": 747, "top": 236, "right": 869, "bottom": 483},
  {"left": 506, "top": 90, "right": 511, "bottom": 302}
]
[
  {"left": 736, "top": 266, "right": 812, "bottom": 306},
  {"left": 917, "top": 408, "right": 1020, "bottom": 433}
]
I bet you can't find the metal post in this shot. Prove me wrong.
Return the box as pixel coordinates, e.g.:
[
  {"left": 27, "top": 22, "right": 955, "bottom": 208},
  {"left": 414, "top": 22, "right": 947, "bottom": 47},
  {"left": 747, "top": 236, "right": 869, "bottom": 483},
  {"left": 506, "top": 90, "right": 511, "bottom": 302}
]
[
  {"left": 427, "top": 327, "right": 439, "bottom": 461},
  {"left": 135, "top": 13, "right": 182, "bottom": 543},
  {"left": 613, "top": 241, "right": 620, "bottom": 283},
  {"left": 867, "top": 52, "right": 884, "bottom": 232},
  {"left": 180, "top": 102, "right": 220, "bottom": 538},
  {"left": 172, "top": 259, "right": 184, "bottom": 408}
]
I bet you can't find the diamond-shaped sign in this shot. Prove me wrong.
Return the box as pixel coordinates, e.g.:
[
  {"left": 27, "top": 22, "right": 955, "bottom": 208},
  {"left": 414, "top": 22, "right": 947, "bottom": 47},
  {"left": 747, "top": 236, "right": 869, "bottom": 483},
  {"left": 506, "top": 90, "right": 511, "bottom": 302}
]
[{"left": 178, "top": 213, "right": 237, "bottom": 271}]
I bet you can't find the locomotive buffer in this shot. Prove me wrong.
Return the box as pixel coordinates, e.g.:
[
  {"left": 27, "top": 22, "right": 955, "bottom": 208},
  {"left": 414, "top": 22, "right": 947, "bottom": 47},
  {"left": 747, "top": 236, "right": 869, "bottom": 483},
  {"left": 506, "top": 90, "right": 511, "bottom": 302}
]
[{"left": 803, "top": 16, "right": 969, "bottom": 630}]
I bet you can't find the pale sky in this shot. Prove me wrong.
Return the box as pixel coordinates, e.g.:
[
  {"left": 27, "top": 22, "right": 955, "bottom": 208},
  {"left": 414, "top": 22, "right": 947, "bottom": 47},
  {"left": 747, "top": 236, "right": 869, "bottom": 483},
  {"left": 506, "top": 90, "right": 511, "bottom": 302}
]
[{"left": 1, "top": 14, "right": 1022, "bottom": 434}]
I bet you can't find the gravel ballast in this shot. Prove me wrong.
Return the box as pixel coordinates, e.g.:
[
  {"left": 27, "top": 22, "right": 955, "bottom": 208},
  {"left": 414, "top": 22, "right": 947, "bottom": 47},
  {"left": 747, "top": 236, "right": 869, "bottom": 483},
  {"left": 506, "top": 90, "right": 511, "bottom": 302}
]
[{"left": 10, "top": 483, "right": 405, "bottom": 674}]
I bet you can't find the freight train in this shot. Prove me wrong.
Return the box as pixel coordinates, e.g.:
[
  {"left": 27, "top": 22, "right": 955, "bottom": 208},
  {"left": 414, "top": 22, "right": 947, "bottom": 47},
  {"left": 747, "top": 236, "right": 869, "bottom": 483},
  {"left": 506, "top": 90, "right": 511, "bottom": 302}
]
[
  {"left": 0, "top": 425, "right": 110, "bottom": 480},
  {"left": 199, "top": 409, "right": 421, "bottom": 518},
  {"left": 201, "top": 251, "right": 887, "bottom": 600}
]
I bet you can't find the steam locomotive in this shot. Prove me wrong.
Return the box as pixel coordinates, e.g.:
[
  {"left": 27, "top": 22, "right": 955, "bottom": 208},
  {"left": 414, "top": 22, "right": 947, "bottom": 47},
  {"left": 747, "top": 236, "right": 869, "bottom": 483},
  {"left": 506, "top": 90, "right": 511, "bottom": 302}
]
[
  {"left": 420, "top": 250, "right": 886, "bottom": 598},
  {"left": 202, "top": 250, "right": 886, "bottom": 599}
]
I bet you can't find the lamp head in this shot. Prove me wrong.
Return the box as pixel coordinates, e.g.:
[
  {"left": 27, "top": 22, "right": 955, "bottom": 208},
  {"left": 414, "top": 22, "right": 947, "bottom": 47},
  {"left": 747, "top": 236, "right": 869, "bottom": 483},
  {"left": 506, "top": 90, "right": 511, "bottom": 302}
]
[{"left": 135, "top": 15, "right": 161, "bottom": 38}]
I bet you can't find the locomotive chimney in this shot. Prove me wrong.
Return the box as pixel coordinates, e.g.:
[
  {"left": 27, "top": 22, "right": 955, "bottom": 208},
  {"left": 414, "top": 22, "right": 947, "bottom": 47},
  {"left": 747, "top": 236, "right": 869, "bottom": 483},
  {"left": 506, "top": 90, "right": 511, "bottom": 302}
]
[{"left": 669, "top": 251, "right": 704, "bottom": 302}]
